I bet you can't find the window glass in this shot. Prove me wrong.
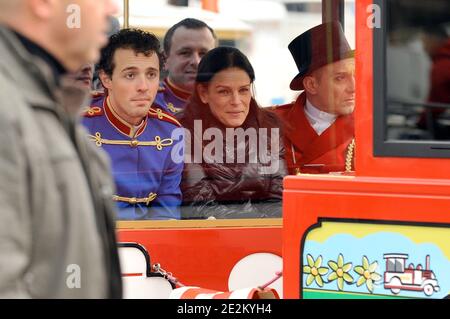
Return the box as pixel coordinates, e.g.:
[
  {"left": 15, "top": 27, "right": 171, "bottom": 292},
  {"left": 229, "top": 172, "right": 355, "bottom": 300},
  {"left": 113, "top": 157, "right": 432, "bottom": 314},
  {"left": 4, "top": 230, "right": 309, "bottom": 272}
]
[
  {"left": 385, "top": 0, "right": 450, "bottom": 141},
  {"left": 395, "top": 259, "right": 405, "bottom": 272},
  {"left": 107, "top": 0, "right": 355, "bottom": 221},
  {"left": 387, "top": 259, "right": 396, "bottom": 272}
]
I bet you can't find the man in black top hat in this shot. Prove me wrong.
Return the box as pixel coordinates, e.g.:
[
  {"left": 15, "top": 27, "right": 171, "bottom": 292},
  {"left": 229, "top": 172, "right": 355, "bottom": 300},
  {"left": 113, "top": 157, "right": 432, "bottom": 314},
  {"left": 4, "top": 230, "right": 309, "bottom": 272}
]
[{"left": 272, "top": 21, "right": 356, "bottom": 175}]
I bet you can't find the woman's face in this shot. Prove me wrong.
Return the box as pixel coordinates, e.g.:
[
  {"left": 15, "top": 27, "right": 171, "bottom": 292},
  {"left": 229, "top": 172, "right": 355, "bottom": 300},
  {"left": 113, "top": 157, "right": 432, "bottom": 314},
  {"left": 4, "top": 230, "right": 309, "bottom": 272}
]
[{"left": 197, "top": 67, "right": 252, "bottom": 128}]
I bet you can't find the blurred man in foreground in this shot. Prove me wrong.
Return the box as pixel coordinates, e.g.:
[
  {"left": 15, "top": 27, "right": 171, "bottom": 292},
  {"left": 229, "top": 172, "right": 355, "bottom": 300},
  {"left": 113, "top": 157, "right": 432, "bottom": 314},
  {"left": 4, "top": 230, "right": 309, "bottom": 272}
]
[{"left": 0, "top": 0, "right": 122, "bottom": 298}]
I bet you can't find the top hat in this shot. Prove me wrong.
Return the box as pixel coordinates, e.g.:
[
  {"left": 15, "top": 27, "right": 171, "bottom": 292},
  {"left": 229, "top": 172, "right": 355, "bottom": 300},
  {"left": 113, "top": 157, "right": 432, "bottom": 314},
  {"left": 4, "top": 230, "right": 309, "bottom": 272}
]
[{"left": 288, "top": 21, "right": 354, "bottom": 91}]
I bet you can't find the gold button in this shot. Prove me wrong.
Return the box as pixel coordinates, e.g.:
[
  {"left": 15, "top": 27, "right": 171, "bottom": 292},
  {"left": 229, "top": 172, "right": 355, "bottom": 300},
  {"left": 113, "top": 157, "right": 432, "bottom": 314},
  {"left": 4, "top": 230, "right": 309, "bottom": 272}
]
[
  {"left": 131, "top": 140, "right": 139, "bottom": 147},
  {"left": 129, "top": 197, "right": 137, "bottom": 204}
]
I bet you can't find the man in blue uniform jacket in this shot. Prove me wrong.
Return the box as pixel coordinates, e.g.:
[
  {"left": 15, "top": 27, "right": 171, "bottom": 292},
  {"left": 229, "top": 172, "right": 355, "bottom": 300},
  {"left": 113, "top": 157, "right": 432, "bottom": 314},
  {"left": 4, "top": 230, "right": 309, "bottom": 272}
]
[
  {"left": 82, "top": 29, "right": 183, "bottom": 220},
  {"left": 155, "top": 18, "right": 217, "bottom": 115}
]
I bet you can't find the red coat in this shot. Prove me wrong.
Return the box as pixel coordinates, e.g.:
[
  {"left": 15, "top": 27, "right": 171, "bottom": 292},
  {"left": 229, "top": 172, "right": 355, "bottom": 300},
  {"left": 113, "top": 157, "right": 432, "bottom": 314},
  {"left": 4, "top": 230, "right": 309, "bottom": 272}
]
[
  {"left": 428, "top": 39, "right": 450, "bottom": 105},
  {"left": 417, "top": 40, "right": 450, "bottom": 130},
  {"left": 272, "top": 93, "right": 355, "bottom": 174}
]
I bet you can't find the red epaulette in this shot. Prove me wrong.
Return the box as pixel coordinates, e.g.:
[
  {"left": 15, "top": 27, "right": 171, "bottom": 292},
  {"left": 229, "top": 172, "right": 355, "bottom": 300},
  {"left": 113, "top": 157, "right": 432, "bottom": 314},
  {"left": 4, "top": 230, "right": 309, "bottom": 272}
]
[
  {"left": 148, "top": 107, "right": 182, "bottom": 127},
  {"left": 81, "top": 106, "right": 104, "bottom": 117},
  {"left": 269, "top": 102, "right": 294, "bottom": 111},
  {"left": 91, "top": 90, "right": 105, "bottom": 99},
  {"left": 269, "top": 103, "right": 295, "bottom": 117}
]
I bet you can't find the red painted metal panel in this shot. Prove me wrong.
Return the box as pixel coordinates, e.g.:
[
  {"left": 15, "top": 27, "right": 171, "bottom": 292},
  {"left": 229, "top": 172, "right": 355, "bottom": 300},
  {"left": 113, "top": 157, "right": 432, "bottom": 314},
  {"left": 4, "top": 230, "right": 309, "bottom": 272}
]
[
  {"left": 118, "top": 227, "right": 282, "bottom": 291},
  {"left": 282, "top": 174, "right": 450, "bottom": 298}
]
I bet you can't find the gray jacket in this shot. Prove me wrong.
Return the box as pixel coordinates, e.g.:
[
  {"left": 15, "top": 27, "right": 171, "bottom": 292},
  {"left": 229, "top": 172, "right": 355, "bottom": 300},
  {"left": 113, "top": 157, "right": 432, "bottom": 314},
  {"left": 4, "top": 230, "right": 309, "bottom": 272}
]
[{"left": 0, "top": 26, "right": 122, "bottom": 298}]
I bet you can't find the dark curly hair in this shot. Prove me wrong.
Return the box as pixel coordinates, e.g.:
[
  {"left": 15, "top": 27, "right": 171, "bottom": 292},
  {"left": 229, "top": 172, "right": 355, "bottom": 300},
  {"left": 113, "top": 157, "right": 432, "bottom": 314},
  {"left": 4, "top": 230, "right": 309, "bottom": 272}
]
[{"left": 98, "top": 28, "right": 164, "bottom": 77}]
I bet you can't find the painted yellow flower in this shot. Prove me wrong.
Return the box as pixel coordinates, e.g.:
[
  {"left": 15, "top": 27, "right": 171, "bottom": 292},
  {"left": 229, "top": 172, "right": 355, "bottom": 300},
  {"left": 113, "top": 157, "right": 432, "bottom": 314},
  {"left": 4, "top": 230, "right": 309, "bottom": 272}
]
[
  {"left": 354, "top": 256, "right": 382, "bottom": 293},
  {"left": 327, "top": 254, "right": 354, "bottom": 291},
  {"left": 303, "top": 254, "right": 329, "bottom": 287}
]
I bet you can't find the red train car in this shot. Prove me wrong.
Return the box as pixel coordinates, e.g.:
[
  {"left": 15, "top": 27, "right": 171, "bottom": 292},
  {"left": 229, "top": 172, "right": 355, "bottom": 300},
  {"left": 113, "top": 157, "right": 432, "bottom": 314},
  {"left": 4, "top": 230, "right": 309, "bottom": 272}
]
[{"left": 283, "top": 0, "right": 450, "bottom": 299}]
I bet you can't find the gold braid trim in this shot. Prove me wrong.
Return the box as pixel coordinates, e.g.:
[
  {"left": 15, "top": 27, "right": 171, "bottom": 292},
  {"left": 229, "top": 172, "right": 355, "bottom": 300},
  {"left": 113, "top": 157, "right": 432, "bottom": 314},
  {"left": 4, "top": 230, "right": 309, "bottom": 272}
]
[
  {"left": 149, "top": 107, "right": 182, "bottom": 127},
  {"left": 112, "top": 193, "right": 157, "bottom": 206},
  {"left": 345, "top": 138, "right": 356, "bottom": 172},
  {"left": 167, "top": 103, "right": 182, "bottom": 114},
  {"left": 83, "top": 106, "right": 102, "bottom": 116},
  {"left": 88, "top": 132, "right": 173, "bottom": 150}
]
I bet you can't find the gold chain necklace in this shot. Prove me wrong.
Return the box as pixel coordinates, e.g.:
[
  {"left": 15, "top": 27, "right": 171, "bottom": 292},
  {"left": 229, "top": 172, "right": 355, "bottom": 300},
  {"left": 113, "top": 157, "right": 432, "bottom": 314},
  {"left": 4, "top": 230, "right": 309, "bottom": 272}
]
[{"left": 345, "top": 138, "right": 356, "bottom": 172}]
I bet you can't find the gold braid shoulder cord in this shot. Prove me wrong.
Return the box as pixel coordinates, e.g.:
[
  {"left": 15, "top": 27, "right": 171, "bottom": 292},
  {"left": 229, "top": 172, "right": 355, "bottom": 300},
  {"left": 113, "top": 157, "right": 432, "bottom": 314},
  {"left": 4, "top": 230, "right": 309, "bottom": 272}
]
[
  {"left": 294, "top": 138, "right": 356, "bottom": 174},
  {"left": 345, "top": 138, "right": 356, "bottom": 172}
]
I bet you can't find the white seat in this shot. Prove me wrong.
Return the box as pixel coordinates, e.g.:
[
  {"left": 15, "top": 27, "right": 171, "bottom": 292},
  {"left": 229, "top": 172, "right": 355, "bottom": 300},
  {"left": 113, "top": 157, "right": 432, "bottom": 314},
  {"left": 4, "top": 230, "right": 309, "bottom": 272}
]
[{"left": 118, "top": 243, "right": 173, "bottom": 299}]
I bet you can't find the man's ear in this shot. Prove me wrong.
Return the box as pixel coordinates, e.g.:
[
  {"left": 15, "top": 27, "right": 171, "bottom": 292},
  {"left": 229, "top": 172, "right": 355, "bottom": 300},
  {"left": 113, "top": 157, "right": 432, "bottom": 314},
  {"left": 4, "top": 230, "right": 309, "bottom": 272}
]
[
  {"left": 99, "top": 70, "right": 112, "bottom": 90},
  {"left": 197, "top": 84, "right": 208, "bottom": 104},
  {"left": 303, "top": 75, "right": 318, "bottom": 95},
  {"left": 162, "top": 51, "right": 169, "bottom": 72}
]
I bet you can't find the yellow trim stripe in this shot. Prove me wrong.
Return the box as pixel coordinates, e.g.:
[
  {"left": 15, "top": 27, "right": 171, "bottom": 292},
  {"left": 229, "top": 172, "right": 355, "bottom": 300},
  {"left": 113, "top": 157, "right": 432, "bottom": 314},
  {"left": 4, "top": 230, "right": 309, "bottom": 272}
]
[
  {"left": 113, "top": 193, "right": 157, "bottom": 206},
  {"left": 117, "top": 218, "right": 283, "bottom": 229}
]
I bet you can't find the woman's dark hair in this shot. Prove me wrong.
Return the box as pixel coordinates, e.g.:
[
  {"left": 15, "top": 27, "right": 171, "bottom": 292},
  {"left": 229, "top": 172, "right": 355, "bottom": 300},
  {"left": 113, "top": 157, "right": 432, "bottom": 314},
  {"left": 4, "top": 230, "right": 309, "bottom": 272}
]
[
  {"left": 180, "top": 46, "right": 281, "bottom": 131},
  {"left": 98, "top": 28, "right": 164, "bottom": 77},
  {"left": 196, "top": 46, "right": 255, "bottom": 84}
]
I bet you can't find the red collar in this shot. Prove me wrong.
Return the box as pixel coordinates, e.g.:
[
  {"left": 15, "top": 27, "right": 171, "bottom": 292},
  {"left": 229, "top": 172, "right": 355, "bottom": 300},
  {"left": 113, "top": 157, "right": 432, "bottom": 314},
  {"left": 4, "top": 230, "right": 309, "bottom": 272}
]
[
  {"left": 283, "top": 93, "right": 354, "bottom": 150},
  {"left": 283, "top": 93, "right": 316, "bottom": 151},
  {"left": 164, "top": 78, "right": 191, "bottom": 101},
  {"left": 289, "top": 94, "right": 354, "bottom": 161},
  {"left": 104, "top": 96, "right": 147, "bottom": 138}
]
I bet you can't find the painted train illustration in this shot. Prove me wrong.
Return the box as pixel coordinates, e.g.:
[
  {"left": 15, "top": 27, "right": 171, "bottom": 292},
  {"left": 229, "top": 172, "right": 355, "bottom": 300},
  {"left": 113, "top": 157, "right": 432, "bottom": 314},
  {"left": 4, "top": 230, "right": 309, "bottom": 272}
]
[{"left": 384, "top": 254, "right": 440, "bottom": 297}]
